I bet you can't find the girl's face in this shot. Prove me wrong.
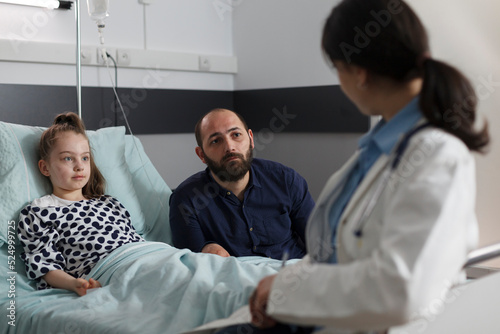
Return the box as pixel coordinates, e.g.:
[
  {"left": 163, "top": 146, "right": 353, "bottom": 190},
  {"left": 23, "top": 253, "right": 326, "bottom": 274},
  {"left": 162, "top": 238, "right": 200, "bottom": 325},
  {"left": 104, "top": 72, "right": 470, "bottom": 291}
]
[{"left": 38, "top": 131, "right": 91, "bottom": 201}]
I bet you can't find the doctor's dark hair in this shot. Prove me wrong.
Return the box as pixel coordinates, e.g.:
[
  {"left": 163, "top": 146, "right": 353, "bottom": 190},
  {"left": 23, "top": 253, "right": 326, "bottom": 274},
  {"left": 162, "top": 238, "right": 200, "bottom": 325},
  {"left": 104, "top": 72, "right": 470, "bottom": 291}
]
[
  {"left": 194, "top": 108, "right": 249, "bottom": 149},
  {"left": 322, "top": 0, "right": 489, "bottom": 152},
  {"left": 39, "top": 112, "right": 106, "bottom": 198}
]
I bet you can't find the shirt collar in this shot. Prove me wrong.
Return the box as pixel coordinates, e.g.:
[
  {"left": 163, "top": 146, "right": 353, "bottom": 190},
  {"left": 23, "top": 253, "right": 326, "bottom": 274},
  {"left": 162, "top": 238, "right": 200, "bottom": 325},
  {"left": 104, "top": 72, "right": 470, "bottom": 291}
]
[{"left": 358, "top": 97, "right": 423, "bottom": 155}]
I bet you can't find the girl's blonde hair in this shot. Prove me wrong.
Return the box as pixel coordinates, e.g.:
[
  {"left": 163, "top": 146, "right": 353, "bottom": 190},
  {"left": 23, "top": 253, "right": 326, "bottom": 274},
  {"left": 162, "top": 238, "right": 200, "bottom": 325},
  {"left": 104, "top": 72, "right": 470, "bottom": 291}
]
[{"left": 39, "top": 112, "right": 106, "bottom": 198}]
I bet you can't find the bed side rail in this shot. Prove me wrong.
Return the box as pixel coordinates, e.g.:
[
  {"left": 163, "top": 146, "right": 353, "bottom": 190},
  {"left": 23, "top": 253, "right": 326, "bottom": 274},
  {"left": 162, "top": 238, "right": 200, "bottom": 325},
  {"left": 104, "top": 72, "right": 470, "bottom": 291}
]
[{"left": 463, "top": 242, "right": 500, "bottom": 268}]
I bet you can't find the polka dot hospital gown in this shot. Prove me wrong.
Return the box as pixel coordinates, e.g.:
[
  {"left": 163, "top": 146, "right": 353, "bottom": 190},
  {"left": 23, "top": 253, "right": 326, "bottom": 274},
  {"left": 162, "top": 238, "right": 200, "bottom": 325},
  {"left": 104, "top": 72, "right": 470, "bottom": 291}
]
[{"left": 17, "top": 194, "right": 144, "bottom": 290}]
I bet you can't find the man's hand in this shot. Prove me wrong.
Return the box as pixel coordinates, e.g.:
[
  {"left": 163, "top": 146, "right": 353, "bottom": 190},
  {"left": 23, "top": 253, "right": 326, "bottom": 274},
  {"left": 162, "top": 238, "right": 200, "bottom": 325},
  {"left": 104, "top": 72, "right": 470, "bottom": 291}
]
[
  {"left": 249, "top": 274, "right": 278, "bottom": 329},
  {"left": 201, "top": 243, "right": 230, "bottom": 257}
]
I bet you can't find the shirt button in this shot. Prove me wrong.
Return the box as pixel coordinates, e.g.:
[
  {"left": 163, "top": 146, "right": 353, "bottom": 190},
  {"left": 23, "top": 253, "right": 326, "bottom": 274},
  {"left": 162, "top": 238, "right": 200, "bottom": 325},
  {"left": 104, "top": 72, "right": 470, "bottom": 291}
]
[
  {"left": 227, "top": 191, "right": 231, "bottom": 195},
  {"left": 249, "top": 227, "right": 253, "bottom": 232},
  {"left": 253, "top": 246, "right": 257, "bottom": 250}
]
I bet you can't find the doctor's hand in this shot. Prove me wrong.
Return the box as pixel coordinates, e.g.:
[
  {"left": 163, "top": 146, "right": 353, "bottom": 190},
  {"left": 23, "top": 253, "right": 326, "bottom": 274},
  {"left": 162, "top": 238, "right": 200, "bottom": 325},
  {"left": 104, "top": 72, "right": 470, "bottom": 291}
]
[
  {"left": 249, "top": 274, "right": 278, "bottom": 329},
  {"left": 201, "top": 243, "right": 230, "bottom": 257}
]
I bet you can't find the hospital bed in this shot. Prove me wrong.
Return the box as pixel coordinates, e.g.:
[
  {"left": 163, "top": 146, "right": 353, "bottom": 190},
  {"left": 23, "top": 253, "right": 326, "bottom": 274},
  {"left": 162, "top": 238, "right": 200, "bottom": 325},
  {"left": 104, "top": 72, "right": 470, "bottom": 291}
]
[
  {"left": 389, "top": 243, "right": 500, "bottom": 334},
  {"left": 0, "top": 120, "right": 285, "bottom": 334},
  {"left": 2, "top": 119, "right": 500, "bottom": 334}
]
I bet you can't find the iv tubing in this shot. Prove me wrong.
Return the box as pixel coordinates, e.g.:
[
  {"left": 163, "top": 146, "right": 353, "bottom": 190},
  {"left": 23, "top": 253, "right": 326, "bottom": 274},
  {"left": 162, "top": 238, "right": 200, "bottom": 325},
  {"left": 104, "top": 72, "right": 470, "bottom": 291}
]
[{"left": 102, "top": 58, "right": 167, "bottom": 213}]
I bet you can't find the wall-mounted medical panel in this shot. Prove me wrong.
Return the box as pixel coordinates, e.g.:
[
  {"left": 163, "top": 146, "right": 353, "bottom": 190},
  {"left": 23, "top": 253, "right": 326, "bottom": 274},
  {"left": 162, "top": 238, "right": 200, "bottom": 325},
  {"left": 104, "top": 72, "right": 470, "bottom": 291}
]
[{"left": 0, "top": 39, "right": 237, "bottom": 73}]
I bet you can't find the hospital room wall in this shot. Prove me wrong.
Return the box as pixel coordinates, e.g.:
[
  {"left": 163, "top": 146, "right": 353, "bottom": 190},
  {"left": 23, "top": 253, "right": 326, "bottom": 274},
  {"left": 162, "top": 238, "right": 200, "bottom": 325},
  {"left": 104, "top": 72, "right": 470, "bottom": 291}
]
[
  {"left": 139, "top": 1, "right": 366, "bottom": 204},
  {"left": 231, "top": 0, "right": 500, "bottom": 267},
  {"left": 0, "top": 0, "right": 363, "bottom": 201},
  {"left": 1, "top": 1, "right": 499, "bottom": 265},
  {"left": 229, "top": 0, "right": 363, "bottom": 207},
  {"left": 0, "top": 0, "right": 233, "bottom": 191}
]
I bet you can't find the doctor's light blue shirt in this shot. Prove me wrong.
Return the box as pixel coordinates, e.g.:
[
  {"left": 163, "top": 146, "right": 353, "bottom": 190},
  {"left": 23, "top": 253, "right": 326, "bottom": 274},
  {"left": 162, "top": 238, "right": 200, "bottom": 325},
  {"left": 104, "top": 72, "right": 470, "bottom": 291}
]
[{"left": 326, "top": 98, "right": 423, "bottom": 263}]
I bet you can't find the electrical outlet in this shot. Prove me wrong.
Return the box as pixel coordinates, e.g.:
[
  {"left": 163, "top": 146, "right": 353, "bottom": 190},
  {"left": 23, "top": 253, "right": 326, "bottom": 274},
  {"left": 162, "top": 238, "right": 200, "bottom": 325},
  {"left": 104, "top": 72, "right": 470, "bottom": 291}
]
[
  {"left": 199, "top": 56, "right": 211, "bottom": 71},
  {"left": 117, "top": 49, "right": 131, "bottom": 66},
  {"left": 80, "top": 48, "right": 92, "bottom": 64},
  {"left": 96, "top": 48, "right": 117, "bottom": 66},
  {"left": 96, "top": 48, "right": 106, "bottom": 65}
]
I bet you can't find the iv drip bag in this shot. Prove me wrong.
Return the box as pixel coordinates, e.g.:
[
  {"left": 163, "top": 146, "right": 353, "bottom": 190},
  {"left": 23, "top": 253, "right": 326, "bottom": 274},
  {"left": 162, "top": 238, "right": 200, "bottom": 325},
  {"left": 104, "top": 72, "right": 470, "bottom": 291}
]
[{"left": 87, "top": 0, "right": 109, "bottom": 27}]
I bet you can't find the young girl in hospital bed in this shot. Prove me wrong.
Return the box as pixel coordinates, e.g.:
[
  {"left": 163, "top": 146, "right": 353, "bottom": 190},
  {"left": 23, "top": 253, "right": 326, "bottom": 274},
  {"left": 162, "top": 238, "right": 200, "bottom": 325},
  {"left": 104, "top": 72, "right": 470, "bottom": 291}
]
[{"left": 17, "top": 112, "right": 144, "bottom": 296}]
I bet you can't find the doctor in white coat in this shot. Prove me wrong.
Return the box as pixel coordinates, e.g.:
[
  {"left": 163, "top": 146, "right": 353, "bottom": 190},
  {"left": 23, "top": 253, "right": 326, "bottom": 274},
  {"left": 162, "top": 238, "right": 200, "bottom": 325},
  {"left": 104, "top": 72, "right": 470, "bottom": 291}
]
[{"left": 248, "top": 0, "right": 490, "bottom": 333}]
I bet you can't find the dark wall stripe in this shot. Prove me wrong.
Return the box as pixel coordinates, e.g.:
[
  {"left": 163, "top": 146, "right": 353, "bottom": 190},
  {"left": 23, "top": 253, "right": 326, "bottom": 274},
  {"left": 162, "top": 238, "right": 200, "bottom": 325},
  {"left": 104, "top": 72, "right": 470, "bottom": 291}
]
[
  {"left": 234, "top": 86, "right": 369, "bottom": 133},
  {"left": 0, "top": 84, "right": 233, "bottom": 132},
  {"left": 0, "top": 83, "right": 368, "bottom": 133}
]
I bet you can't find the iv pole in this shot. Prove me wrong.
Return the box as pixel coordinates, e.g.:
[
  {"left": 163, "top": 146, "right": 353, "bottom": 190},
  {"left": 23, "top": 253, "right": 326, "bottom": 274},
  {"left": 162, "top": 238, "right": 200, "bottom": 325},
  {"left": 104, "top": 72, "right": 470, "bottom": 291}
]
[{"left": 75, "top": 0, "right": 82, "bottom": 118}]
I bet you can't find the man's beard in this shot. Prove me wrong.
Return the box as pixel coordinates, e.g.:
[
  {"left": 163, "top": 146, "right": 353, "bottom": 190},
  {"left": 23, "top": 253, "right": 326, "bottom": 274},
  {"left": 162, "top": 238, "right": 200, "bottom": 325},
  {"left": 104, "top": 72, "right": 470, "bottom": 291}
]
[{"left": 205, "top": 145, "right": 254, "bottom": 182}]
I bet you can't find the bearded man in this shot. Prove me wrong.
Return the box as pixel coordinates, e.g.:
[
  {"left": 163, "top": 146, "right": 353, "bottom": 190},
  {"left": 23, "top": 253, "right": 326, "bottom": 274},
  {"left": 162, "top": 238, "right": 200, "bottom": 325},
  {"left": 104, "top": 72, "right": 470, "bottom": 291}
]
[{"left": 169, "top": 108, "right": 314, "bottom": 259}]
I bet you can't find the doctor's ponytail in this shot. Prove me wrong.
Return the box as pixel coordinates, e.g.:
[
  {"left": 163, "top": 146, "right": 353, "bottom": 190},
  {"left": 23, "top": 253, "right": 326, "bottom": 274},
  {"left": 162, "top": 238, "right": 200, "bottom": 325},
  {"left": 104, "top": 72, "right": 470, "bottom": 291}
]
[{"left": 419, "top": 58, "right": 489, "bottom": 152}]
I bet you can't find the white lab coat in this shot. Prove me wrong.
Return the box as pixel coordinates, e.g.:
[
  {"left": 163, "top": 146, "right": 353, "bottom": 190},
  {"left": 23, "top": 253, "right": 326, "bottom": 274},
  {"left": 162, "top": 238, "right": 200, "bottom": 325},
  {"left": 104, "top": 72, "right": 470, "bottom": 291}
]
[{"left": 267, "top": 127, "right": 478, "bottom": 334}]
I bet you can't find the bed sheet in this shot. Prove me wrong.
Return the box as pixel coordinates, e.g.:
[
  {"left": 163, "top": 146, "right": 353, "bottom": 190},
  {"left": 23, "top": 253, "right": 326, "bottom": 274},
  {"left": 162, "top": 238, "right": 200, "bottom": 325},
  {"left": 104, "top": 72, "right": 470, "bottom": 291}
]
[{"left": 1, "top": 241, "right": 286, "bottom": 334}]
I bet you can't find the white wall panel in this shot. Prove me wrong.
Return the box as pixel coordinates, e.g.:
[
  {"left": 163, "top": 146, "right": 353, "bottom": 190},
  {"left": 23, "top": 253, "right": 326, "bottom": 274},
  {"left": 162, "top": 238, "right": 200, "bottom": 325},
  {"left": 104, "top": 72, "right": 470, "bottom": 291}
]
[
  {"left": 0, "top": 1, "right": 234, "bottom": 90},
  {"left": 145, "top": 0, "right": 233, "bottom": 55},
  {"left": 233, "top": 0, "right": 340, "bottom": 90}
]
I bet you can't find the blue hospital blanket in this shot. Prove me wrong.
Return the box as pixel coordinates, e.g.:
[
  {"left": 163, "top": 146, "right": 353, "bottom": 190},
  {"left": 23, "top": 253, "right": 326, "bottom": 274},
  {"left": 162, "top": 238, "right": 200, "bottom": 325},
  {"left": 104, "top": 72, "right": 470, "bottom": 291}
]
[{"left": 2, "top": 242, "right": 287, "bottom": 334}]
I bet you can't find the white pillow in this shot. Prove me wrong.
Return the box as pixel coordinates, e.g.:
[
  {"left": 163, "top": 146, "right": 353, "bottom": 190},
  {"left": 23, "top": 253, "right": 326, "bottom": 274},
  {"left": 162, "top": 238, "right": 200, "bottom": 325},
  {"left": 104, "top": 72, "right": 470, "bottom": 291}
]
[{"left": 124, "top": 136, "right": 172, "bottom": 244}]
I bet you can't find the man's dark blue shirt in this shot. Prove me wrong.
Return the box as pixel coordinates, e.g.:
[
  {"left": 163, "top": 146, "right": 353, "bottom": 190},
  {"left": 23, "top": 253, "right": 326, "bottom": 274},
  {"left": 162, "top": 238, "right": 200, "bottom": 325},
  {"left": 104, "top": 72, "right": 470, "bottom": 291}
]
[{"left": 169, "top": 158, "right": 315, "bottom": 259}]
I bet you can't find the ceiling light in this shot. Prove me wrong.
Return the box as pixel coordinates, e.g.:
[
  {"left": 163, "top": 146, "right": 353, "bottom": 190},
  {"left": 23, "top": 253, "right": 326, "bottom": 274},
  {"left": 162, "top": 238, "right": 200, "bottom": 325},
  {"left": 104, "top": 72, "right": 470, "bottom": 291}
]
[{"left": 0, "top": 0, "right": 71, "bottom": 9}]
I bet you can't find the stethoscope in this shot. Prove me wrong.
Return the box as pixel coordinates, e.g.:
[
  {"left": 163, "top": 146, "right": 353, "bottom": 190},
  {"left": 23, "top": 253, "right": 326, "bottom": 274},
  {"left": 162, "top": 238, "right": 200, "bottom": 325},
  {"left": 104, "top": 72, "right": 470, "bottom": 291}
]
[
  {"left": 351, "top": 122, "right": 431, "bottom": 239},
  {"left": 310, "top": 121, "right": 431, "bottom": 263}
]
